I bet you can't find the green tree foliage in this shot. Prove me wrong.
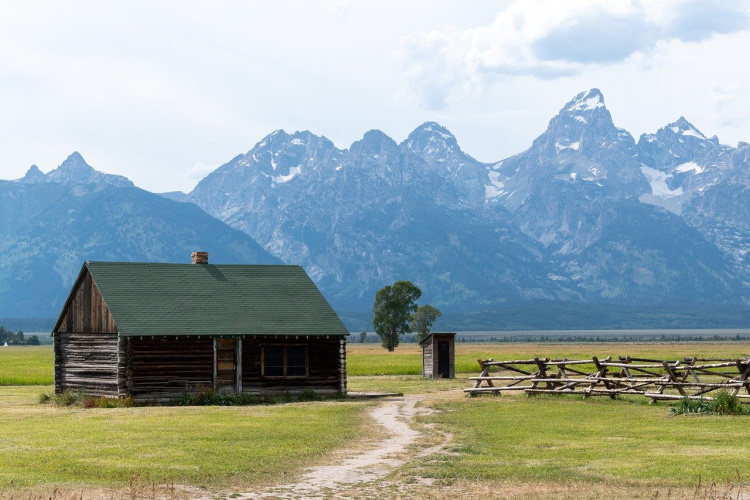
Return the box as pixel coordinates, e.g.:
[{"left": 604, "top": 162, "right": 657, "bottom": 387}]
[
  {"left": 409, "top": 304, "right": 442, "bottom": 342},
  {"left": 372, "top": 280, "right": 421, "bottom": 351},
  {"left": 358, "top": 331, "right": 367, "bottom": 343},
  {"left": 0, "top": 326, "right": 38, "bottom": 345}
]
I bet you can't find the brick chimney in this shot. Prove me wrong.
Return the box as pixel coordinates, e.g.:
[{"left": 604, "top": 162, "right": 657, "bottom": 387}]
[{"left": 191, "top": 251, "right": 209, "bottom": 264}]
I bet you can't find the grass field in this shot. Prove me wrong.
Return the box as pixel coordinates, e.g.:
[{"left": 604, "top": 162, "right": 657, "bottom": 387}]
[
  {"left": 3, "top": 342, "right": 750, "bottom": 497},
  {"left": 346, "top": 341, "right": 750, "bottom": 377},
  {"left": 411, "top": 394, "right": 750, "bottom": 487},
  {"left": 0, "top": 346, "right": 53, "bottom": 385},
  {"left": 0, "top": 385, "right": 371, "bottom": 492}
]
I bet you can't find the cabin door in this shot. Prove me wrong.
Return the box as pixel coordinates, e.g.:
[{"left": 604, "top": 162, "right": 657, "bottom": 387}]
[
  {"left": 215, "top": 338, "right": 241, "bottom": 393},
  {"left": 437, "top": 340, "right": 450, "bottom": 378}
]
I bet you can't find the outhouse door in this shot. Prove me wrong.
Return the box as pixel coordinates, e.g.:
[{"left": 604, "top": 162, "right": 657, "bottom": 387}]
[
  {"left": 437, "top": 340, "right": 450, "bottom": 378},
  {"left": 215, "top": 338, "right": 241, "bottom": 393}
]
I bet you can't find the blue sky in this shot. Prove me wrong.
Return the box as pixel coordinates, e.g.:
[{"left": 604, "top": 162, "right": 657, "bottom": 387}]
[{"left": 1, "top": 0, "right": 749, "bottom": 192}]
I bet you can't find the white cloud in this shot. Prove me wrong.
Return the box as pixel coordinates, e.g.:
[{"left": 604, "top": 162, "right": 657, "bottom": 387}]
[
  {"left": 181, "top": 162, "right": 219, "bottom": 190},
  {"left": 711, "top": 83, "right": 749, "bottom": 129},
  {"left": 0, "top": 1, "right": 749, "bottom": 192},
  {"left": 400, "top": 0, "right": 750, "bottom": 109}
]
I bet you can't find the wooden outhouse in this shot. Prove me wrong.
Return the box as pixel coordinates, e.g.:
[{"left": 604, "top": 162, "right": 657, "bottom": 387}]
[
  {"left": 53, "top": 253, "right": 349, "bottom": 401},
  {"left": 420, "top": 332, "right": 456, "bottom": 379}
]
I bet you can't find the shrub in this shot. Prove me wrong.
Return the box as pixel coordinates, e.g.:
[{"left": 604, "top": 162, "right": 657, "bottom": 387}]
[
  {"left": 174, "top": 386, "right": 259, "bottom": 406},
  {"left": 40, "top": 391, "right": 134, "bottom": 408},
  {"left": 56, "top": 389, "right": 82, "bottom": 406},
  {"left": 671, "top": 397, "right": 713, "bottom": 415},
  {"left": 713, "top": 391, "right": 746, "bottom": 415},
  {"left": 671, "top": 391, "right": 747, "bottom": 416}
]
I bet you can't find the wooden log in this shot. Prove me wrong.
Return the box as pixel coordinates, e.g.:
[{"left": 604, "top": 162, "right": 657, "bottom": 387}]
[
  {"left": 542, "top": 359, "right": 594, "bottom": 366},
  {"left": 644, "top": 393, "right": 750, "bottom": 402},
  {"left": 481, "top": 358, "right": 549, "bottom": 366},
  {"left": 525, "top": 388, "right": 647, "bottom": 395},
  {"left": 653, "top": 381, "right": 749, "bottom": 388},
  {"left": 600, "top": 362, "right": 677, "bottom": 369},
  {"left": 662, "top": 361, "right": 687, "bottom": 397}
]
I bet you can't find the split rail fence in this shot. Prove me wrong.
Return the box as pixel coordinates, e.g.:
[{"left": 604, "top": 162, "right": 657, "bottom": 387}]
[{"left": 465, "top": 356, "right": 750, "bottom": 403}]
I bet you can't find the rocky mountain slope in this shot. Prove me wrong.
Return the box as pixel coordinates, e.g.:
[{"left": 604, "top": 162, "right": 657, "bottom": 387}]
[
  {"left": 189, "top": 127, "right": 568, "bottom": 310},
  {"left": 188, "top": 89, "right": 747, "bottom": 311},
  {"left": 0, "top": 154, "right": 280, "bottom": 318}
]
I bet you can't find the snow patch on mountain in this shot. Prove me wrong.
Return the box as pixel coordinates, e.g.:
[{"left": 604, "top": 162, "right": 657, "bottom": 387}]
[
  {"left": 273, "top": 166, "right": 302, "bottom": 184},
  {"left": 674, "top": 161, "right": 705, "bottom": 174},
  {"left": 682, "top": 128, "right": 706, "bottom": 139},
  {"left": 641, "top": 166, "right": 683, "bottom": 198},
  {"left": 567, "top": 90, "right": 604, "bottom": 112},
  {"left": 670, "top": 125, "right": 706, "bottom": 140},
  {"left": 485, "top": 170, "right": 506, "bottom": 199},
  {"left": 556, "top": 141, "right": 580, "bottom": 152}
]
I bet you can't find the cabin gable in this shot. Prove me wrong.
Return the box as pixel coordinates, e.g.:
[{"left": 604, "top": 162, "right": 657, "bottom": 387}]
[{"left": 55, "top": 267, "right": 117, "bottom": 334}]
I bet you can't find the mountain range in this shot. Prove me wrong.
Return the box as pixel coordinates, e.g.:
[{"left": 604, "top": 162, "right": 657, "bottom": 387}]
[
  {"left": 3, "top": 89, "right": 750, "bottom": 330},
  {"left": 0, "top": 153, "right": 279, "bottom": 317}
]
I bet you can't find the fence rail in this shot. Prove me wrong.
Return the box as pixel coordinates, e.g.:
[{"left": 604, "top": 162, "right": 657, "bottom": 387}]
[{"left": 464, "top": 356, "right": 750, "bottom": 403}]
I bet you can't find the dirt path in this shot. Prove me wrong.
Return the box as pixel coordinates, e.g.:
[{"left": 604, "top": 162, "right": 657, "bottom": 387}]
[{"left": 217, "top": 395, "right": 451, "bottom": 499}]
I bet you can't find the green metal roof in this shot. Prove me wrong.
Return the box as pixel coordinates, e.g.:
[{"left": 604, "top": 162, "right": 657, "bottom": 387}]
[{"left": 72, "top": 262, "right": 349, "bottom": 337}]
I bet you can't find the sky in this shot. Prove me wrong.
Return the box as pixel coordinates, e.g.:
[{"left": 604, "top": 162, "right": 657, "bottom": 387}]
[{"left": 1, "top": 0, "right": 749, "bottom": 193}]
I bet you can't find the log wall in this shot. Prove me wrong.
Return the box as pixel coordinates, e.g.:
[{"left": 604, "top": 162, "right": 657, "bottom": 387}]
[
  {"left": 422, "top": 336, "right": 434, "bottom": 378},
  {"left": 56, "top": 332, "right": 348, "bottom": 401},
  {"left": 125, "top": 336, "right": 214, "bottom": 402},
  {"left": 54, "top": 331, "right": 119, "bottom": 395},
  {"left": 241, "top": 335, "right": 346, "bottom": 395}
]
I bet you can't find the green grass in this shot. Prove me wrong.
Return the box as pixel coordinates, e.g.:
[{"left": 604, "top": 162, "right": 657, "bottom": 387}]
[
  {"left": 0, "top": 346, "right": 54, "bottom": 385},
  {"left": 0, "top": 385, "right": 370, "bottom": 490},
  {"left": 409, "top": 393, "right": 750, "bottom": 488},
  {"left": 347, "top": 341, "right": 750, "bottom": 376}
]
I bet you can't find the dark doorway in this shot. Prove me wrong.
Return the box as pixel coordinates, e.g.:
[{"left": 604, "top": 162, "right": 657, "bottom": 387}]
[
  {"left": 437, "top": 340, "right": 450, "bottom": 378},
  {"left": 216, "top": 338, "right": 237, "bottom": 393}
]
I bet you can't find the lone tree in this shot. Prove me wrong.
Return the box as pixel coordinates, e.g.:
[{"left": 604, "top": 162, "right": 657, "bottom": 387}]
[
  {"left": 372, "top": 280, "right": 421, "bottom": 351},
  {"left": 409, "top": 304, "right": 442, "bottom": 342}
]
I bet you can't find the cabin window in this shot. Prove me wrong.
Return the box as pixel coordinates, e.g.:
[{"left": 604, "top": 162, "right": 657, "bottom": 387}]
[{"left": 262, "top": 345, "right": 308, "bottom": 378}]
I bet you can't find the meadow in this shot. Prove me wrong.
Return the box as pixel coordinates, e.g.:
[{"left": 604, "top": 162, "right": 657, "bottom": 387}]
[
  {"left": 2, "top": 341, "right": 750, "bottom": 497},
  {"left": 0, "top": 345, "right": 53, "bottom": 385}
]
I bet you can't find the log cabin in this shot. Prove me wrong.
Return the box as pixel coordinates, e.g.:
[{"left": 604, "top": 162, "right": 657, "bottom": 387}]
[{"left": 53, "top": 252, "right": 349, "bottom": 402}]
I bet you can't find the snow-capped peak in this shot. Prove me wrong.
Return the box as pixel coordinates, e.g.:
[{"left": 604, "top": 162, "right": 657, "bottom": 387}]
[
  {"left": 565, "top": 89, "right": 605, "bottom": 113},
  {"left": 402, "top": 121, "right": 459, "bottom": 158},
  {"left": 668, "top": 117, "right": 707, "bottom": 140}
]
